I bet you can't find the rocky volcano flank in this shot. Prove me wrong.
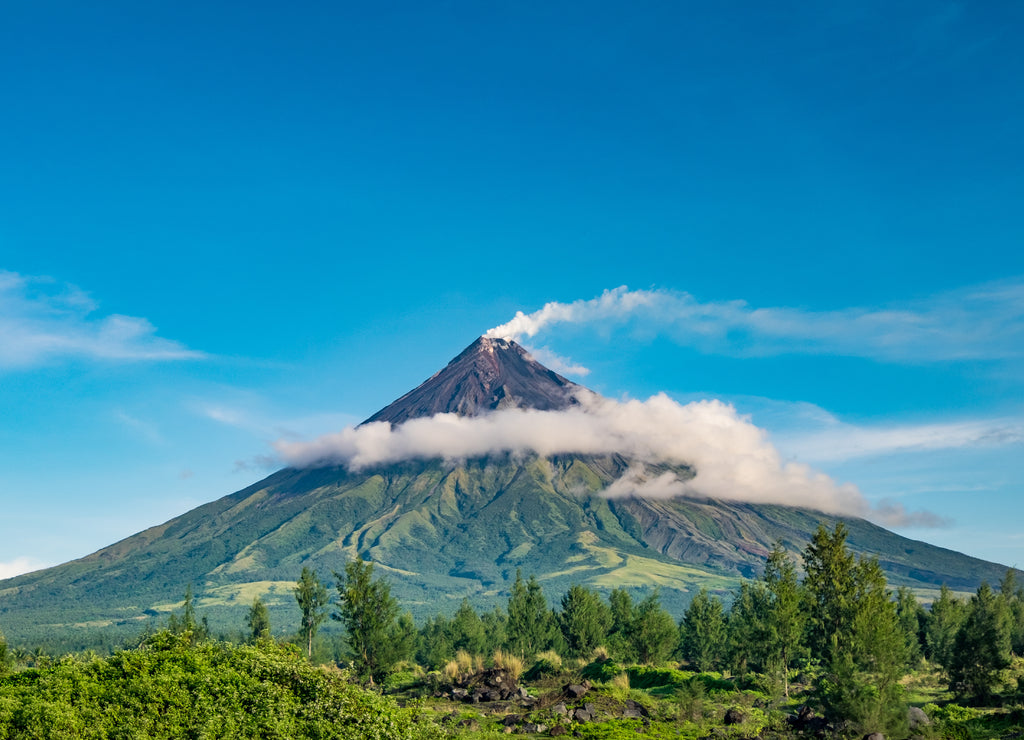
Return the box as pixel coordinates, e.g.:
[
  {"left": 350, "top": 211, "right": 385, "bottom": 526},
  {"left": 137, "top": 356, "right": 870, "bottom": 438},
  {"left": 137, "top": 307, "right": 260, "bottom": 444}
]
[{"left": 364, "top": 336, "right": 584, "bottom": 425}]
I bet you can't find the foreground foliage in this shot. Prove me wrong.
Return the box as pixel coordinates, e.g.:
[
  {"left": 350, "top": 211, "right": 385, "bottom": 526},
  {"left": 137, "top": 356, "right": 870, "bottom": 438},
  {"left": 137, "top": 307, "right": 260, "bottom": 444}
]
[{"left": 0, "top": 631, "right": 439, "bottom": 740}]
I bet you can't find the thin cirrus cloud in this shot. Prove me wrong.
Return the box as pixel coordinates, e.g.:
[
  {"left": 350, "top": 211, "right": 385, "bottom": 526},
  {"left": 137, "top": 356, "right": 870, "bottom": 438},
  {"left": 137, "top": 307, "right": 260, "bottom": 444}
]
[
  {"left": 274, "top": 392, "right": 943, "bottom": 529},
  {"left": 775, "top": 415, "right": 1024, "bottom": 464},
  {"left": 486, "top": 279, "right": 1024, "bottom": 363},
  {"left": 0, "top": 269, "right": 204, "bottom": 369}
]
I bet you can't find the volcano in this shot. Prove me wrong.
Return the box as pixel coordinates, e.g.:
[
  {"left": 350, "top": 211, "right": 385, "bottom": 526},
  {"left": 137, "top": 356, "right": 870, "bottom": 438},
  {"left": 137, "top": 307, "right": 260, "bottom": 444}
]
[{"left": 0, "top": 337, "right": 1016, "bottom": 646}]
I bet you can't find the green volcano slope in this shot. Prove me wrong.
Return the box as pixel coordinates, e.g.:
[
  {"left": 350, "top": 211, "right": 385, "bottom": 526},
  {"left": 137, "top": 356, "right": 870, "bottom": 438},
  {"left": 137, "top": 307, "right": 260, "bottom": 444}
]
[{"left": 0, "top": 453, "right": 1012, "bottom": 647}]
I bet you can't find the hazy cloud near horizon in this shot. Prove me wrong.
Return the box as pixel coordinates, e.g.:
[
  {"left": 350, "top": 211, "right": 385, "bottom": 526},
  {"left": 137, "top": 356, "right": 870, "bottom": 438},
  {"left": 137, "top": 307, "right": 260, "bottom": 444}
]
[
  {"left": 274, "top": 393, "right": 944, "bottom": 529},
  {"left": 486, "top": 281, "right": 1024, "bottom": 364}
]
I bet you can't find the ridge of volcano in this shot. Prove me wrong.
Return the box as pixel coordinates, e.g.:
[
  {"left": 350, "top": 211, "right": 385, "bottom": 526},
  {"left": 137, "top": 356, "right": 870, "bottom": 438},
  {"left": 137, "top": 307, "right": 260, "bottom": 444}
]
[{"left": 0, "top": 336, "right": 1017, "bottom": 648}]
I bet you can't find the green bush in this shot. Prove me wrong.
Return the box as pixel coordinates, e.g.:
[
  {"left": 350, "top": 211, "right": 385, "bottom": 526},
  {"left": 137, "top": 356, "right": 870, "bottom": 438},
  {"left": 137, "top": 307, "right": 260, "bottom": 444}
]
[
  {"left": 581, "top": 658, "right": 625, "bottom": 683},
  {"left": 0, "top": 631, "right": 442, "bottom": 739}
]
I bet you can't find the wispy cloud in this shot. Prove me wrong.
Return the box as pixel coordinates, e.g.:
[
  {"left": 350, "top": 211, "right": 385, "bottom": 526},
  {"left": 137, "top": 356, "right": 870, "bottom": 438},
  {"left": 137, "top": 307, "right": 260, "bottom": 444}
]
[
  {"left": 775, "top": 415, "right": 1024, "bottom": 463},
  {"left": 113, "top": 410, "right": 164, "bottom": 444},
  {"left": 0, "top": 555, "right": 51, "bottom": 579},
  {"left": 274, "top": 393, "right": 942, "bottom": 528},
  {"left": 487, "top": 279, "right": 1024, "bottom": 363},
  {"left": 0, "top": 270, "right": 204, "bottom": 369}
]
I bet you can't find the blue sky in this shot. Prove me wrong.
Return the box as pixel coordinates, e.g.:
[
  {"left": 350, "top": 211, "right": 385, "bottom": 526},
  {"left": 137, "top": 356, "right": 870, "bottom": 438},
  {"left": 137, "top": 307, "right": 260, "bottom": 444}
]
[{"left": 1, "top": 1, "right": 1022, "bottom": 578}]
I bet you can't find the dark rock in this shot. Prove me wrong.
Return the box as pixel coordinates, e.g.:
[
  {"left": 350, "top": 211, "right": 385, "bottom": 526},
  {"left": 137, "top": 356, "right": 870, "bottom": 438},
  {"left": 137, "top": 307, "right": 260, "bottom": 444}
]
[
  {"left": 456, "top": 718, "right": 479, "bottom": 730},
  {"left": 550, "top": 727, "right": 568, "bottom": 737},
  {"left": 724, "top": 708, "right": 745, "bottom": 725},
  {"left": 521, "top": 723, "right": 548, "bottom": 734},
  {"left": 565, "top": 683, "right": 589, "bottom": 699},
  {"left": 502, "top": 715, "right": 522, "bottom": 727},
  {"left": 452, "top": 688, "right": 468, "bottom": 701}
]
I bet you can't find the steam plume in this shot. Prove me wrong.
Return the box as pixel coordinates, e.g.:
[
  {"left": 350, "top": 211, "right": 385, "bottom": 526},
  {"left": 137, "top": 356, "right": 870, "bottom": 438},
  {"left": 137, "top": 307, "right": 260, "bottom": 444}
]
[{"left": 486, "top": 281, "right": 1024, "bottom": 362}]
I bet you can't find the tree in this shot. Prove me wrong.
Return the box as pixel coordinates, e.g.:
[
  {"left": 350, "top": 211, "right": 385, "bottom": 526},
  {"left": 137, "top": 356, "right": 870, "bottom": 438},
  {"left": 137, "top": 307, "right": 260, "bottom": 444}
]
[
  {"left": 948, "top": 582, "right": 1012, "bottom": 704},
  {"left": 999, "top": 569, "right": 1024, "bottom": 656},
  {"left": 0, "top": 627, "right": 8, "bottom": 676},
  {"left": 450, "top": 598, "right": 487, "bottom": 655},
  {"left": 762, "top": 543, "right": 805, "bottom": 698},
  {"left": 607, "top": 587, "right": 637, "bottom": 662},
  {"left": 506, "top": 570, "right": 555, "bottom": 656},
  {"left": 925, "top": 584, "right": 965, "bottom": 669},
  {"left": 480, "top": 607, "right": 508, "bottom": 656},
  {"left": 294, "top": 566, "right": 330, "bottom": 659},
  {"left": 558, "top": 585, "right": 612, "bottom": 659},
  {"left": 246, "top": 596, "right": 271, "bottom": 641},
  {"left": 727, "top": 581, "right": 771, "bottom": 676},
  {"left": 803, "top": 527, "right": 908, "bottom": 737},
  {"left": 802, "top": 523, "right": 856, "bottom": 664},
  {"left": 333, "top": 556, "right": 402, "bottom": 683},
  {"left": 679, "top": 588, "right": 726, "bottom": 671},
  {"left": 631, "top": 590, "right": 677, "bottom": 665},
  {"left": 895, "top": 586, "right": 924, "bottom": 668},
  {"left": 168, "top": 585, "right": 208, "bottom": 643}
]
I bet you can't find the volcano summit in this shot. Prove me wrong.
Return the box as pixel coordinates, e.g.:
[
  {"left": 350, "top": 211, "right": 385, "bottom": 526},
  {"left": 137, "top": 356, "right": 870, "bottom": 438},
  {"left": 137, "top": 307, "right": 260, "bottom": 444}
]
[{"left": 0, "top": 337, "right": 1013, "bottom": 645}]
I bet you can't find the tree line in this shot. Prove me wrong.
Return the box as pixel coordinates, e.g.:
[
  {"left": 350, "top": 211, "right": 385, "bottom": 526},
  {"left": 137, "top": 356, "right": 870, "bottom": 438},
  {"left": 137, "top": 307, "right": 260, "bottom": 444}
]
[{"left": 4, "top": 522, "right": 1021, "bottom": 737}]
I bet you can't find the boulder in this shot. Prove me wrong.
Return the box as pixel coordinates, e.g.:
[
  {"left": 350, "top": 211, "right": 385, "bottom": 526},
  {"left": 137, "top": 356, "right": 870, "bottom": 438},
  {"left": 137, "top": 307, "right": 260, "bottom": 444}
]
[
  {"left": 573, "top": 709, "right": 591, "bottom": 722},
  {"left": 864, "top": 733, "right": 885, "bottom": 740},
  {"left": 550, "top": 726, "right": 568, "bottom": 737},
  {"left": 552, "top": 703, "right": 568, "bottom": 716},
  {"left": 908, "top": 707, "right": 931, "bottom": 730},
  {"left": 521, "top": 723, "right": 547, "bottom": 734},
  {"left": 565, "top": 683, "right": 589, "bottom": 699},
  {"left": 724, "top": 708, "right": 745, "bottom": 725}
]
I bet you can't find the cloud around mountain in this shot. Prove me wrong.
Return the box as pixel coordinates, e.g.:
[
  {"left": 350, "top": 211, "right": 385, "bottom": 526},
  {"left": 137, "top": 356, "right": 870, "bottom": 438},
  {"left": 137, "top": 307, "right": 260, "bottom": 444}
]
[{"left": 275, "top": 392, "right": 944, "bottom": 528}]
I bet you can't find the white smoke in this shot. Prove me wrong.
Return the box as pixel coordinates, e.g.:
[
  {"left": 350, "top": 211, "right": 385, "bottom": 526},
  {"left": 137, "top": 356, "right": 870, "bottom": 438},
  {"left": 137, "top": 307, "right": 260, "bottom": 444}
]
[
  {"left": 485, "top": 281, "right": 1024, "bottom": 362},
  {"left": 274, "top": 393, "right": 939, "bottom": 527}
]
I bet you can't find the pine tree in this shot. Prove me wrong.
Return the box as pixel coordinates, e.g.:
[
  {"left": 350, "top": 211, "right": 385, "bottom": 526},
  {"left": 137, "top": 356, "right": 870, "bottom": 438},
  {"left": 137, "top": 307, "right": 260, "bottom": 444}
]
[
  {"left": 762, "top": 543, "right": 804, "bottom": 698},
  {"left": 727, "top": 581, "right": 771, "bottom": 676},
  {"left": 506, "top": 570, "right": 555, "bottom": 656},
  {"left": 480, "top": 607, "right": 508, "bottom": 656},
  {"left": 999, "top": 569, "right": 1024, "bottom": 656},
  {"left": 333, "top": 556, "right": 402, "bottom": 683},
  {"left": 803, "top": 527, "right": 908, "bottom": 737},
  {"left": 607, "top": 587, "right": 637, "bottom": 662},
  {"left": 417, "top": 614, "right": 454, "bottom": 668},
  {"left": 802, "top": 523, "right": 856, "bottom": 665},
  {"left": 925, "top": 584, "right": 965, "bottom": 669},
  {"left": 679, "top": 587, "right": 726, "bottom": 671},
  {"left": 949, "top": 582, "right": 1012, "bottom": 704},
  {"left": 631, "top": 589, "right": 677, "bottom": 665},
  {"left": 558, "top": 585, "right": 612, "bottom": 659},
  {"left": 294, "top": 566, "right": 330, "bottom": 659},
  {"left": 450, "top": 598, "right": 487, "bottom": 656},
  {"left": 895, "top": 586, "right": 924, "bottom": 668},
  {"left": 246, "top": 595, "right": 271, "bottom": 640}
]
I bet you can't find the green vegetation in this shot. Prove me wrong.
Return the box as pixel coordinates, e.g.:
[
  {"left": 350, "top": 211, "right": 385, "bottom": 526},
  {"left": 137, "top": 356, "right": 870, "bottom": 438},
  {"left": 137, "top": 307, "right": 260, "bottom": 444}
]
[
  {"left": 0, "top": 632, "right": 439, "bottom": 739},
  {"left": 4, "top": 524, "right": 1024, "bottom": 738}
]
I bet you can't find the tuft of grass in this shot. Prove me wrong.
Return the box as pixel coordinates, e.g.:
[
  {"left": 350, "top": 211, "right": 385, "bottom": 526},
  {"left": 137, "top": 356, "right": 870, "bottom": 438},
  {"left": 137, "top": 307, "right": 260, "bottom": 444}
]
[{"left": 492, "top": 650, "right": 523, "bottom": 681}]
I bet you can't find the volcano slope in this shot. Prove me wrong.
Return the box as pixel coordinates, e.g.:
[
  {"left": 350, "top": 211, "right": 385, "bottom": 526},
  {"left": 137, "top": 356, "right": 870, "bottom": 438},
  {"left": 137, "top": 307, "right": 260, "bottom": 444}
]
[{"left": 0, "top": 337, "right": 1014, "bottom": 646}]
